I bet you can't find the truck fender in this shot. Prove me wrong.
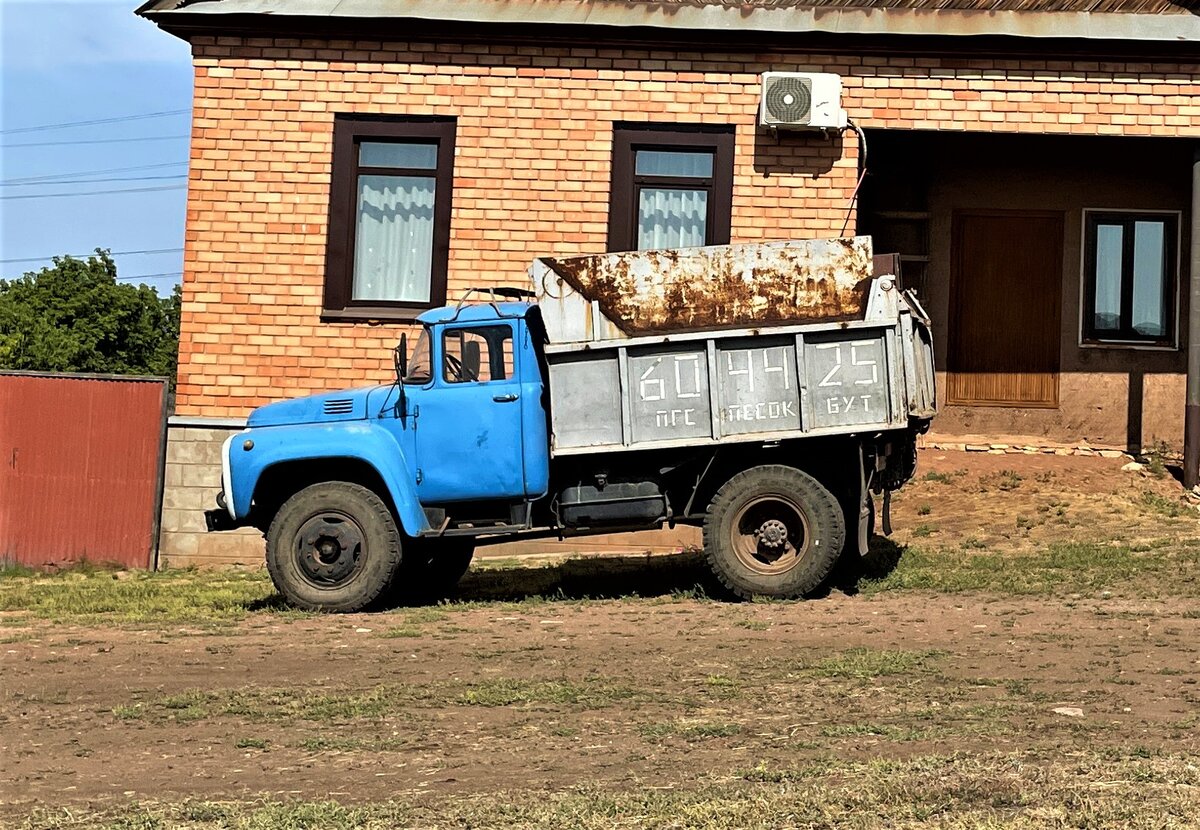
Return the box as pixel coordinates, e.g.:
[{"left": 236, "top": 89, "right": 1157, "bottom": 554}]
[{"left": 226, "top": 422, "right": 430, "bottom": 537}]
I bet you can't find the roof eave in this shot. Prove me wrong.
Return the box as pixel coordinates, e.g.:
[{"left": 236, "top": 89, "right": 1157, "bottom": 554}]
[{"left": 136, "top": 1, "right": 1200, "bottom": 42}]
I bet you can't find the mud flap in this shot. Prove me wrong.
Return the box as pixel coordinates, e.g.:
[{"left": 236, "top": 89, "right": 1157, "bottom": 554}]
[
  {"left": 857, "top": 499, "right": 872, "bottom": 556},
  {"left": 856, "top": 443, "right": 872, "bottom": 556},
  {"left": 882, "top": 489, "right": 893, "bottom": 536}
]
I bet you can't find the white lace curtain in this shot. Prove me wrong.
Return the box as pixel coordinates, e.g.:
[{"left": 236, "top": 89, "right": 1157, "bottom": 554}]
[
  {"left": 637, "top": 187, "right": 707, "bottom": 250},
  {"left": 352, "top": 174, "right": 435, "bottom": 303}
]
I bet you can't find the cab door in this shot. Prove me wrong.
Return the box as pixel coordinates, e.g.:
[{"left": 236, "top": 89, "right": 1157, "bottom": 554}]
[{"left": 413, "top": 323, "right": 526, "bottom": 503}]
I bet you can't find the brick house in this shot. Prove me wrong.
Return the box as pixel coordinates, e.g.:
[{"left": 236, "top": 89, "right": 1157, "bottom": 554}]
[{"left": 136, "top": 0, "right": 1199, "bottom": 567}]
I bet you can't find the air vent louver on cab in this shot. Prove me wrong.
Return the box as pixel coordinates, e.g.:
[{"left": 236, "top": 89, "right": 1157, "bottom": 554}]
[{"left": 323, "top": 399, "right": 354, "bottom": 415}]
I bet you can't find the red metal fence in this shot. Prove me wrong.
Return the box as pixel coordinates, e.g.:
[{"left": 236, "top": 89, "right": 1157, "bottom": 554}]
[{"left": 0, "top": 372, "right": 168, "bottom": 570}]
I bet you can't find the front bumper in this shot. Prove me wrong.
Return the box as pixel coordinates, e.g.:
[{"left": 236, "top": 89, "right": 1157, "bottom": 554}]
[{"left": 205, "top": 504, "right": 238, "bottom": 532}]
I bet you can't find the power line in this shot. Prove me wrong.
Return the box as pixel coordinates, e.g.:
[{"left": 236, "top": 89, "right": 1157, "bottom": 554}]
[
  {"left": 0, "top": 174, "right": 187, "bottom": 187},
  {"left": 0, "top": 248, "right": 184, "bottom": 265},
  {"left": 2, "top": 162, "right": 187, "bottom": 184},
  {"left": 0, "top": 109, "right": 191, "bottom": 135},
  {"left": 116, "top": 272, "right": 183, "bottom": 282},
  {"left": 2, "top": 135, "right": 190, "bottom": 148},
  {"left": 0, "top": 184, "right": 187, "bottom": 200},
  {"left": 2, "top": 270, "right": 182, "bottom": 283}
]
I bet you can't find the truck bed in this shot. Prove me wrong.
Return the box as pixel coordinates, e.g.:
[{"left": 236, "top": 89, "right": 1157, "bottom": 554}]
[
  {"left": 532, "top": 237, "right": 875, "bottom": 344},
  {"left": 530, "top": 239, "right": 936, "bottom": 456}
]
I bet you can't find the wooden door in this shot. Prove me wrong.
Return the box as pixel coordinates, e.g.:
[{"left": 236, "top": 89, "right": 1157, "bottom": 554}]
[{"left": 948, "top": 210, "right": 1063, "bottom": 408}]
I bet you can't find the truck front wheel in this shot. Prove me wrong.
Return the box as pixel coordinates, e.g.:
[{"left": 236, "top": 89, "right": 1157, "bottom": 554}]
[
  {"left": 703, "top": 465, "right": 845, "bottom": 600},
  {"left": 266, "top": 481, "right": 402, "bottom": 612}
]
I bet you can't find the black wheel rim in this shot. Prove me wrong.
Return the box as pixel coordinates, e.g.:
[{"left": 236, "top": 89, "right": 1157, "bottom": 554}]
[
  {"left": 729, "top": 494, "right": 811, "bottom": 575},
  {"left": 293, "top": 511, "right": 366, "bottom": 588}
]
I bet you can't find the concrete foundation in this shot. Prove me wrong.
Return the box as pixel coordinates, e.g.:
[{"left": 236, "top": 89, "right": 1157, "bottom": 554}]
[{"left": 160, "top": 422, "right": 263, "bottom": 568}]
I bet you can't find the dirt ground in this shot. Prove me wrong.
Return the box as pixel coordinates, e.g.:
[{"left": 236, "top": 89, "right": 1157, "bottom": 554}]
[{"left": 2, "top": 449, "right": 1199, "bottom": 826}]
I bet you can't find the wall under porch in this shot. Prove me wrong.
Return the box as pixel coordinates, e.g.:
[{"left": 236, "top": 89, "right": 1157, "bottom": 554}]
[{"left": 861, "top": 131, "right": 1193, "bottom": 452}]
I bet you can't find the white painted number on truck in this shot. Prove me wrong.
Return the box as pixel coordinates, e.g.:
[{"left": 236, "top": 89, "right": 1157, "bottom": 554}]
[
  {"left": 814, "top": 340, "right": 882, "bottom": 417},
  {"left": 639, "top": 355, "right": 702, "bottom": 403},
  {"left": 719, "top": 347, "right": 797, "bottom": 426},
  {"left": 638, "top": 359, "right": 666, "bottom": 402},
  {"left": 816, "top": 341, "right": 878, "bottom": 388},
  {"left": 675, "top": 354, "right": 703, "bottom": 399}
]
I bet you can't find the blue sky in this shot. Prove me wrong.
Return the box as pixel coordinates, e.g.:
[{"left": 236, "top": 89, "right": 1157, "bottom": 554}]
[{"left": 0, "top": 0, "right": 193, "bottom": 292}]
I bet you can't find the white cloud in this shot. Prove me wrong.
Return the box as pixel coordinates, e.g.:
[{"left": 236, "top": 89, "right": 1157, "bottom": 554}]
[{"left": 0, "top": 1, "right": 190, "bottom": 69}]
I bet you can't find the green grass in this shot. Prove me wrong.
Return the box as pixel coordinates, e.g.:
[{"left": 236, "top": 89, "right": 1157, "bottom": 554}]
[
  {"left": 818, "top": 722, "right": 931, "bottom": 741},
  {"left": 1140, "top": 491, "right": 1190, "bottom": 519},
  {"left": 807, "top": 647, "right": 942, "bottom": 679},
  {"left": 733, "top": 618, "right": 770, "bottom": 630},
  {"left": 4, "top": 528, "right": 1198, "bottom": 631},
  {"left": 19, "top": 752, "right": 1200, "bottom": 829},
  {"left": 295, "top": 735, "right": 411, "bottom": 752},
  {"left": 639, "top": 720, "right": 742, "bottom": 741},
  {"left": 0, "top": 567, "right": 282, "bottom": 626},
  {"left": 863, "top": 541, "right": 1200, "bottom": 597},
  {"left": 457, "top": 678, "right": 635, "bottom": 709},
  {"left": 114, "top": 684, "right": 435, "bottom": 724},
  {"left": 379, "top": 626, "right": 423, "bottom": 638},
  {"left": 980, "top": 470, "right": 1023, "bottom": 492},
  {"left": 115, "top": 677, "right": 638, "bottom": 724}
]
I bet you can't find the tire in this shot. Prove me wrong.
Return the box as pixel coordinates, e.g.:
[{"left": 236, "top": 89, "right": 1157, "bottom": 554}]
[
  {"left": 391, "top": 538, "right": 475, "bottom": 602},
  {"left": 266, "top": 481, "right": 403, "bottom": 612},
  {"left": 703, "top": 465, "right": 845, "bottom": 600}
]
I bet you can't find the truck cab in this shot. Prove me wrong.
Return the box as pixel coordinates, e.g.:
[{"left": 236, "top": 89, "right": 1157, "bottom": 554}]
[{"left": 397, "top": 302, "right": 550, "bottom": 509}]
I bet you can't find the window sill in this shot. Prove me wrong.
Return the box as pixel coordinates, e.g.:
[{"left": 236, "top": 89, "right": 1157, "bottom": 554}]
[
  {"left": 1079, "top": 339, "right": 1178, "bottom": 352},
  {"left": 321, "top": 306, "right": 433, "bottom": 324}
]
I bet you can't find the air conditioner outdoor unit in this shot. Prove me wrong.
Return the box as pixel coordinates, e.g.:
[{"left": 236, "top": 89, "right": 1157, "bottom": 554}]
[{"left": 759, "top": 72, "right": 847, "bottom": 130}]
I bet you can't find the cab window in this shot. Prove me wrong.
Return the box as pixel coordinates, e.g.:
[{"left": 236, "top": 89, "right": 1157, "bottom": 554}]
[
  {"left": 442, "top": 326, "right": 514, "bottom": 384},
  {"left": 403, "top": 328, "right": 433, "bottom": 384}
]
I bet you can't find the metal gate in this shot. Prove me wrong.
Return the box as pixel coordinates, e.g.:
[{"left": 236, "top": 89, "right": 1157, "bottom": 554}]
[{"left": 0, "top": 372, "right": 168, "bottom": 569}]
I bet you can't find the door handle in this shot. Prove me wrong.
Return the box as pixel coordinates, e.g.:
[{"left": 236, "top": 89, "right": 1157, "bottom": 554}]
[{"left": 493, "top": 393, "right": 519, "bottom": 403}]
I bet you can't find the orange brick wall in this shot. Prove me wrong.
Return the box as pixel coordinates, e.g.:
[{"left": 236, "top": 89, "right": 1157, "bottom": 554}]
[{"left": 178, "top": 36, "right": 1200, "bottom": 418}]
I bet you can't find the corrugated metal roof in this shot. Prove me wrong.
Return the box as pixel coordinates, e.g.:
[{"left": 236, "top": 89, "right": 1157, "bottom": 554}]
[
  {"left": 140, "top": 0, "right": 1198, "bottom": 13},
  {"left": 694, "top": 0, "right": 1192, "bottom": 10},
  {"left": 136, "top": 0, "right": 1200, "bottom": 41}
]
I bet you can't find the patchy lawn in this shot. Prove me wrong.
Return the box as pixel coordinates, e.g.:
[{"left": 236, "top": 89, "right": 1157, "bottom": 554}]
[{"left": 2, "top": 450, "right": 1198, "bottom": 828}]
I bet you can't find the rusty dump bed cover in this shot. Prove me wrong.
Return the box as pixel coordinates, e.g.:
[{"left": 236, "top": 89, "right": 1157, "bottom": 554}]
[{"left": 531, "top": 236, "right": 874, "bottom": 344}]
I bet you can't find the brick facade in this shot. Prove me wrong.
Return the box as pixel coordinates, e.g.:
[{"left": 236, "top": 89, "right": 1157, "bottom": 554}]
[
  {"left": 159, "top": 33, "right": 1197, "bottom": 567},
  {"left": 177, "top": 36, "right": 1199, "bottom": 418}
]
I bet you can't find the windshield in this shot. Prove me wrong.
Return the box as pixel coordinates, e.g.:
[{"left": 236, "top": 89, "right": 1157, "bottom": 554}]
[{"left": 403, "top": 328, "right": 432, "bottom": 384}]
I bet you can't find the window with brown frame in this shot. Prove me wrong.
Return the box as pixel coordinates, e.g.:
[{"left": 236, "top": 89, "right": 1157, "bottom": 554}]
[
  {"left": 608, "top": 124, "right": 735, "bottom": 253},
  {"left": 1082, "top": 210, "right": 1179, "bottom": 347},
  {"left": 323, "top": 115, "right": 456, "bottom": 320}
]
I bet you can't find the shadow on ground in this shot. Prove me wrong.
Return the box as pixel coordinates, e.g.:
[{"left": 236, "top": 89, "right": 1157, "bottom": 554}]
[
  {"left": 449, "top": 549, "right": 721, "bottom": 603},
  {"left": 824, "top": 536, "right": 907, "bottom": 597},
  {"left": 397, "top": 536, "right": 909, "bottom": 606}
]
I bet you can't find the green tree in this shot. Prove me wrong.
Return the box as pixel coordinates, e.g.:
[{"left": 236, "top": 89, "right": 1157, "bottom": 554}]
[{"left": 0, "top": 250, "right": 181, "bottom": 384}]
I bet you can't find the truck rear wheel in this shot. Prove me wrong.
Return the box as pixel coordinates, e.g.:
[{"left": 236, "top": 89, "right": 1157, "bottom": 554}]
[
  {"left": 266, "top": 481, "right": 402, "bottom": 612},
  {"left": 703, "top": 465, "right": 845, "bottom": 600}
]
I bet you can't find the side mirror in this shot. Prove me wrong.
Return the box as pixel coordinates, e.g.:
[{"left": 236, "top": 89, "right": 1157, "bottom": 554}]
[{"left": 395, "top": 333, "right": 408, "bottom": 381}]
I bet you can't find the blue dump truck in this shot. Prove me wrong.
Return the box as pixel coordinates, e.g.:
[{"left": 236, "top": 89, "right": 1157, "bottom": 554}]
[{"left": 206, "top": 237, "right": 936, "bottom": 611}]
